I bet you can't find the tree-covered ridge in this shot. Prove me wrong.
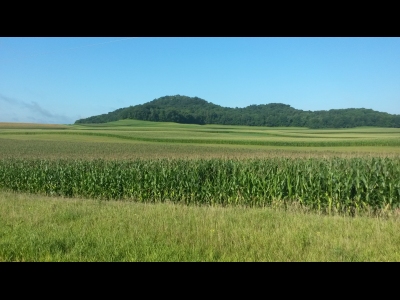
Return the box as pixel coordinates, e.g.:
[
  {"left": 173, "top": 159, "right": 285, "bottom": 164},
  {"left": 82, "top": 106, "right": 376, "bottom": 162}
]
[{"left": 75, "top": 95, "right": 400, "bottom": 128}]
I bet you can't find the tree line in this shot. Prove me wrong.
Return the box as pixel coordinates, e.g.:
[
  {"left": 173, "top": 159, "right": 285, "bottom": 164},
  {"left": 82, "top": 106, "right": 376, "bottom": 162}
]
[{"left": 75, "top": 95, "right": 400, "bottom": 128}]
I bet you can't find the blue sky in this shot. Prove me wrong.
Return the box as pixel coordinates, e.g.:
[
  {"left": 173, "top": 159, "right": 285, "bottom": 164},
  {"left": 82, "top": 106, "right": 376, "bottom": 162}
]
[{"left": 1, "top": 37, "right": 399, "bottom": 124}]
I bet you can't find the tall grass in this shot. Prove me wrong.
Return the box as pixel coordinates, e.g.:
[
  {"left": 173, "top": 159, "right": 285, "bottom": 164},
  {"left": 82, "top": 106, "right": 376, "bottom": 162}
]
[{"left": 2, "top": 191, "right": 400, "bottom": 261}]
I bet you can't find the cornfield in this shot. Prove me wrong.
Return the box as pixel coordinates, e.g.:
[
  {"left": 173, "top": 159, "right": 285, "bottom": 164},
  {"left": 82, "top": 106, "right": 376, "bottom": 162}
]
[{"left": 1, "top": 157, "right": 399, "bottom": 211}]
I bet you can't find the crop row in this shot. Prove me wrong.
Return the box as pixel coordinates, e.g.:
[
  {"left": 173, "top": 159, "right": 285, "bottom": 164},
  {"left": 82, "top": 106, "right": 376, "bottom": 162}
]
[
  {"left": 1, "top": 131, "right": 400, "bottom": 147},
  {"left": 1, "top": 158, "right": 400, "bottom": 211}
]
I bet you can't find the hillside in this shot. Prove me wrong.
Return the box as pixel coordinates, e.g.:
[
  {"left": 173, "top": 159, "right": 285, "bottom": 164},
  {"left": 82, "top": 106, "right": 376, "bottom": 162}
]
[{"left": 74, "top": 95, "right": 400, "bottom": 129}]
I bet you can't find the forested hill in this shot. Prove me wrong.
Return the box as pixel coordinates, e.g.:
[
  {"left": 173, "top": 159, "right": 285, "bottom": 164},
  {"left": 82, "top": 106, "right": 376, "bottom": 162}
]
[{"left": 74, "top": 95, "right": 400, "bottom": 128}]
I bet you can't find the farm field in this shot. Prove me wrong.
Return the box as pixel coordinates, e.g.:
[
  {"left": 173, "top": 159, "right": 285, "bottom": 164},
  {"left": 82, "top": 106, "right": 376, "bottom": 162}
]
[
  {"left": 1, "top": 120, "right": 400, "bottom": 160},
  {"left": 1, "top": 120, "right": 400, "bottom": 261}
]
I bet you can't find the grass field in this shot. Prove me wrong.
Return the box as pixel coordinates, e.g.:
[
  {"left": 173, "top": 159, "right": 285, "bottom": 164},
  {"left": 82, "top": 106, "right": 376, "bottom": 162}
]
[
  {"left": 2, "top": 191, "right": 400, "bottom": 262},
  {"left": 1, "top": 120, "right": 400, "bottom": 261}
]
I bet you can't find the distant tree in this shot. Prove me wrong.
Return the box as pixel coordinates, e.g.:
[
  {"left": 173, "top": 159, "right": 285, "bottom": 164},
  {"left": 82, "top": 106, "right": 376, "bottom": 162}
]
[{"left": 73, "top": 95, "right": 400, "bottom": 129}]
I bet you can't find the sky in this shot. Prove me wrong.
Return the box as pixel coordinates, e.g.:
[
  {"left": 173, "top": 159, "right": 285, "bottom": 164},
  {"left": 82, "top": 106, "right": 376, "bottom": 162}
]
[{"left": 1, "top": 37, "right": 399, "bottom": 124}]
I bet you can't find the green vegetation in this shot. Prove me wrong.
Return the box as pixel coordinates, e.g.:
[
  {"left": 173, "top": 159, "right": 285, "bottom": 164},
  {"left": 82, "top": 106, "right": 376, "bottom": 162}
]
[
  {"left": 0, "top": 122, "right": 68, "bottom": 129},
  {"left": 1, "top": 121, "right": 400, "bottom": 213},
  {"left": 1, "top": 120, "right": 400, "bottom": 261},
  {"left": 3, "top": 120, "right": 400, "bottom": 152},
  {"left": 1, "top": 157, "right": 399, "bottom": 212},
  {"left": 2, "top": 191, "right": 400, "bottom": 262},
  {"left": 74, "top": 95, "right": 400, "bottom": 128}
]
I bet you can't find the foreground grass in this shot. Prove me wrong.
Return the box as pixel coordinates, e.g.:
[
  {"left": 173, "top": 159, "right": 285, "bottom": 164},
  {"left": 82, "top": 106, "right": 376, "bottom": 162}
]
[{"left": 1, "top": 191, "right": 400, "bottom": 261}]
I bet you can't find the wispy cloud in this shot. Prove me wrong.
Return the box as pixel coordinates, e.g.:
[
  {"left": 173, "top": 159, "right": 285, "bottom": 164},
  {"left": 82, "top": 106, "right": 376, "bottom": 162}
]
[{"left": 0, "top": 93, "right": 74, "bottom": 124}]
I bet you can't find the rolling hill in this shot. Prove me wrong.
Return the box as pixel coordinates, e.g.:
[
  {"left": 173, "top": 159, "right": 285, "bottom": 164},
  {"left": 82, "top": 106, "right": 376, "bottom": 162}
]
[{"left": 75, "top": 95, "right": 400, "bottom": 129}]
